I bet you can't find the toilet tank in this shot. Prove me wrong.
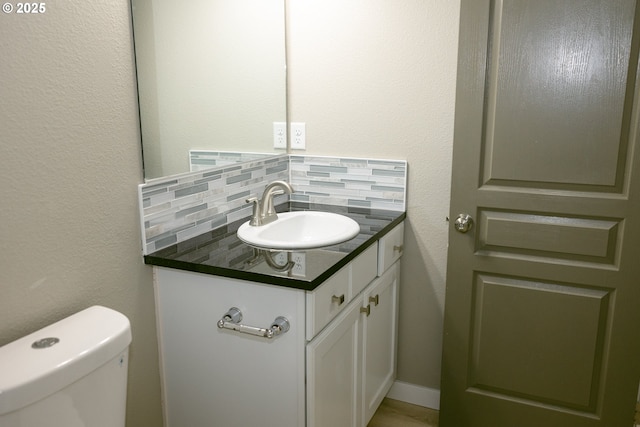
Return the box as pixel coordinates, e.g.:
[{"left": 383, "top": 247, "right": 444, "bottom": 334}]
[{"left": 0, "top": 306, "right": 132, "bottom": 427}]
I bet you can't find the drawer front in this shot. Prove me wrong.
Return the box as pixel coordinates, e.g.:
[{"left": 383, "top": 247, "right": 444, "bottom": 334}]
[
  {"left": 306, "top": 265, "right": 350, "bottom": 339},
  {"left": 351, "top": 242, "right": 378, "bottom": 297},
  {"left": 378, "top": 222, "right": 405, "bottom": 275}
]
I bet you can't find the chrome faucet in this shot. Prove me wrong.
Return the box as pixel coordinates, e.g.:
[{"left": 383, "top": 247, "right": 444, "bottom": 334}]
[{"left": 246, "top": 180, "right": 294, "bottom": 226}]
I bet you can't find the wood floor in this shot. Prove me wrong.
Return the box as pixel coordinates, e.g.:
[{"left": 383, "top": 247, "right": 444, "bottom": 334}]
[{"left": 368, "top": 398, "right": 439, "bottom": 427}]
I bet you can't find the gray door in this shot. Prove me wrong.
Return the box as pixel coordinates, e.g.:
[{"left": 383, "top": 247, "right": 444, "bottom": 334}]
[{"left": 440, "top": 1, "right": 640, "bottom": 426}]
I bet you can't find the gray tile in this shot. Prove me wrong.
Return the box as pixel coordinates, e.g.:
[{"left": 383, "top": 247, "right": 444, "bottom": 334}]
[
  {"left": 226, "top": 172, "right": 253, "bottom": 185},
  {"left": 175, "top": 183, "right": 209, "bottom": 198}
]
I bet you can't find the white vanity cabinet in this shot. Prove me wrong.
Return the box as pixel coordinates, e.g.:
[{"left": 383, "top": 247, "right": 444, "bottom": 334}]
[
  {"left": 153, "top": 221, "right": 404, "bottom": 427},
  {"left": 305, "top": 220, "right": 404, "bottom": 427},
  {"left": 154, "top": 268, "right": 307, "bottom": 427},
  {"left": 306, "top": 263, "right": 399, "bottom": 427},
  {"left": 361, "top": 263, "right": 399, "bottom": 424},
  {"left": 306, "top": 296, "right": 363, "bottom": 427}
]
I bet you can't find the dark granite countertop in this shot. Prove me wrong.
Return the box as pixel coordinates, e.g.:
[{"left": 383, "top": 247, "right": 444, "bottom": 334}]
[{"left": 144, "top": 202, "right": 406, "bottom": 291}]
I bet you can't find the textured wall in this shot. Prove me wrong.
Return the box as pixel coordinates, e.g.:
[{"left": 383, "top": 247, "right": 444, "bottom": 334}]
[
  {"left": 0, "top": 2, "right": 162, "bottom": 425},
  {"left": 287, "top": 0, "right": 461, "bottom": 390}
]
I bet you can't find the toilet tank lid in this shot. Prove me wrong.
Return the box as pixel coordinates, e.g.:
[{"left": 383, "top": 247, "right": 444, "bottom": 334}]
[{"left": 0, "top": 305, "right": 132, "bottom": 416}]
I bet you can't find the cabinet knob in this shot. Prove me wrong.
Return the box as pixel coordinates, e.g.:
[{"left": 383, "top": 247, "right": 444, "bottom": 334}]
[
  {"left": 332, "top": 294, "right": 345, "bottom": 305},
  {"left": 369, "top": 294, "right": 379, "bottom": 306},
  {"left": 360, "top": 305, "right": 371, "bottom": 316},
  {"left": 393, "top": 245, "right": 403, "bottom": 253}
]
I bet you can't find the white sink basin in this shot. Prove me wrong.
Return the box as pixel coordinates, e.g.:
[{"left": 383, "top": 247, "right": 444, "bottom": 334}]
[{"left": 237, "top": 211, "right": 360, "bottom": 250}]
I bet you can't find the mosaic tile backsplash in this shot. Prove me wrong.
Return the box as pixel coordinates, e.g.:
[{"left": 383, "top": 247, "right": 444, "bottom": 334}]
[
  {"left": 139, "top": 154, "right": 289, "bottom": 254},
  {"left": 139, "top": 154, "right": 407, "bottom": 254},
  {"left": 289, "top": 156, "right": 406, "bottom": 211},
  {"left": 189, "top": 150, "right": 275, "bottom": 172}
]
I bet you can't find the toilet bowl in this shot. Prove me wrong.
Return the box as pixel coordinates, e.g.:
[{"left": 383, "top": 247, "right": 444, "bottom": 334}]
[{"left": 0, "top": 306, "right": 132, "bottom": 427}]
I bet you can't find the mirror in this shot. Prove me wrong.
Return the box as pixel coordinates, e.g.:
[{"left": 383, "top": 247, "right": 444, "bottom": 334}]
[{"left": 131, "top": 0, "right": 287, "bottom": 180}]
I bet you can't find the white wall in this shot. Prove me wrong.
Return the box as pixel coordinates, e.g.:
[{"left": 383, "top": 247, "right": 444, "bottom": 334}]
[
  {"left": 288, "top": 0, "right": 461, "bottom": 391},
  {"left": 0, "top": 2, "right": 162, "bottom": 425}
]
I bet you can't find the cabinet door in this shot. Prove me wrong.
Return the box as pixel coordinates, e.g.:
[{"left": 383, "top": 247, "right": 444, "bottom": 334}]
[
  {"left": 307, "top": 298, "right": 363, "bottom": 427},
  {"left": 155, "top": 268, "right": 306, "bottom": 427},
  {"left": 362, "top": 262, "right": 399, "bottom": 425}
]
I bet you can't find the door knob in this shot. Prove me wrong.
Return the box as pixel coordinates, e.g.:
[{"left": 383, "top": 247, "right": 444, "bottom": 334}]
[{"left": 454, "top": 214, "right": 474, "bottom": 233}]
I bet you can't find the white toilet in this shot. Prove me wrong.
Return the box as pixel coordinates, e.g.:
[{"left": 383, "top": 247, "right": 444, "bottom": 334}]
[{"left": 0, "top": 306, "right": 132, "bottom": 427}]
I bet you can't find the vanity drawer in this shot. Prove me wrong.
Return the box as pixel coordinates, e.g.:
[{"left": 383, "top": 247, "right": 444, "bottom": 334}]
[
  {"left": 378, "top": 222, "right": 405, "bottom": 275},
  {"left": 306, "top": 265, "right": 350, "bottom": 339},
  {"left": 351, "top": 242, "right": 378, "bottom": 297}
]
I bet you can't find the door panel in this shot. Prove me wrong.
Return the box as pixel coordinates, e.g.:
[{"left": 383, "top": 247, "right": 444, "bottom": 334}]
[
  {"left": 478, "top": 210, "right": 622, "bottom": 264},
  {"left": 484, "top": 0, "right": 635, "bottom": 189},
  {"left": 469, "top": 275, "right": 610, "bottom": 410},
  {"left": 441, "top": 1, "right": 640, "bottom": 426}
]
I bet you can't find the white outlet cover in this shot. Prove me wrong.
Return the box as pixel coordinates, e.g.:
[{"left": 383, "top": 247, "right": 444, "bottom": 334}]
[
  {"left": 273, "top": 122, "right": 287, "bottom": 149},
  {"left": 291, "top": 252, "right": 306, "bottom": 276},
  {"left": 291, "top": 122, "right": 306, "bottom": 150}
]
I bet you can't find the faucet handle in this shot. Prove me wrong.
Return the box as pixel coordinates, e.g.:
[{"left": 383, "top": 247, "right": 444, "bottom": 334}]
[{"left": 246, "top": 197, "right": 261, "bottom": 226}]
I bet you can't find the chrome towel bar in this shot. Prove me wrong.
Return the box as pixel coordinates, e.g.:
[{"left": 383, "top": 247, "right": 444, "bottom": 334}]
[{"left": 217, "top": 307, "right": 290, "bottom": 339}]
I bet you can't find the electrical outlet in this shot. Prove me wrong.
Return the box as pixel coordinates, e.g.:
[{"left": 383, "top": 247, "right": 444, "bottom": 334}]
[
  {"left": 272, "top": 252, "right": 287, "bottom": 265},
  {"left": 273, "top": 122, "right": 287, "bottom": 149},
  {"left": 291, "top": 122, "right": 306, "bottom": 150},
  {"left": 272, "top": 251, "right": 305, "bottom": 276},
  {"left": 291, "top": 252, "right": 306, "bottom": 276}
]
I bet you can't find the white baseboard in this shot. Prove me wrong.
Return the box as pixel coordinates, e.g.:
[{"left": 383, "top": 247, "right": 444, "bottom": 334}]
[{"left": 386, "top": 380, "right": 440, "bottom": 410}]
